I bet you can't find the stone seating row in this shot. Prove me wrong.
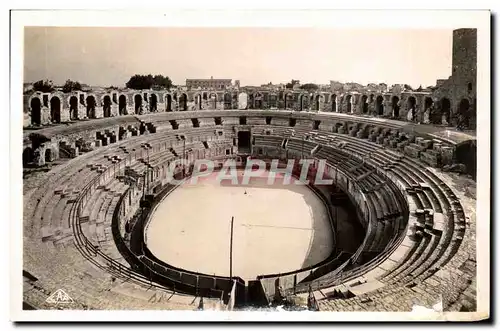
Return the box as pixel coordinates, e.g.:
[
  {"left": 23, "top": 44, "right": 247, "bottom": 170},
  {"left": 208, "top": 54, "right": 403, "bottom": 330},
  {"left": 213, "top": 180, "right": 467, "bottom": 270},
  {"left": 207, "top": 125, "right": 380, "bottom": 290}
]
[{"left": 253, "top": 135, "right": 283, "bottom": 149}]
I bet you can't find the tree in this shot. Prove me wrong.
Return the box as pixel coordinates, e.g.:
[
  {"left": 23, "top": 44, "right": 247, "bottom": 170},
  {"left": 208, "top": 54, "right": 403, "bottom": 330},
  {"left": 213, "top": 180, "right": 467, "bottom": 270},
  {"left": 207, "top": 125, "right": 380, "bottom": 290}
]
[
  {"left": 300, "top": 83, "right": 319, "bottom": 92},
  {"left": 126, "top": 74, "right": 173, "bottom": 90},
  {"left": 403, "top": 84, "right": 413, "bottom": 91},
  {"left": 285, "top": 82, "right": 294, "bottom": 89},
  {"left": 62, "top": 80, "right": 82, "bottom": 93},
  {"left": 33, "top": 79, "right": 54, "bottom": 93}
]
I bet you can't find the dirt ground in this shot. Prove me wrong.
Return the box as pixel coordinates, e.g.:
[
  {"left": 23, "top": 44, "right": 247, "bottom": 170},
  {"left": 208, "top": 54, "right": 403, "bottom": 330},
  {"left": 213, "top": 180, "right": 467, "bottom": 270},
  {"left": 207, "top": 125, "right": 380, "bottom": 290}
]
[{"left": 145, "top": 170, "right": 334, "bottom": 280}]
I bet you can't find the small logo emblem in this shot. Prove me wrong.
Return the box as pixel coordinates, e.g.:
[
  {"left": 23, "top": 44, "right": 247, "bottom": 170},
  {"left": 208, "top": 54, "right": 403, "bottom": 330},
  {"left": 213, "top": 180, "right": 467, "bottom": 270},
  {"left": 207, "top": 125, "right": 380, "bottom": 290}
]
[{"left": 46, "top": 289, "right": 73, "bottom": 304}]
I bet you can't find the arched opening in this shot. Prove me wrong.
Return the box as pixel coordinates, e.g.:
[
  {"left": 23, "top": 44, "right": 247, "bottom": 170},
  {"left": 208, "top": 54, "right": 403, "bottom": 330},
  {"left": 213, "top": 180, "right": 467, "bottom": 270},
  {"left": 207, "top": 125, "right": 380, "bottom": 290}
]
[
  {"left": 361, "top": 95, "right": 368, "bottom": 114},
  {"left": 455, "top": 140, "right": 477, "bottom": 179},
  {"left": 424, "top": 97, "right": 433, "bottom": 109},
  {"left": 346, "top": 95, "right": 352, "bottom": 113},
  {"left": 315, "top": 95, "right": 321, "bottom": 111},
  {"left": 440, "top": 97, "right": 451, "bottom": 125},
  {"left": 407, "top": 96, "right": 417, "bottom": 121},
  {"left": 149, "top": 94, "right": 158, "bottom": 112},
  {"left": 166, "top": 94, "right": 172, "bottom": 112},
  {"left": 209, "top": 93, "right": 217, "bottom": 110},
  {"left": 134, "top": 94, "right": 143, "bottom": 114},
  {"left": 86, "top": 95, "right": 96, "bottom": 119},
  {"left": 22, "top": 147, "right": 33, "bottom": 167},
  {"left": 376, "top": 96, "right": 384, "bottom": 116},
  {"left": 179, "top": 93, "right": 188, "bottom": 111},
  {"left": 119, "top": 95, "right": 127, "bottom": 115},
  {"left": 391, "top": 96, "right": 400, "bottom": 118},
  {"left": 269, "top": 94, "right": 278, "bottom": 108},
  {"left": 203, "top": 92, "right": 208, "bottom": 100},
  {"left": 44, "top": 148, "right": 52, "bottom": 162},
  {"left": 331, "top": 94, "right": 337, "bottom": 112},
  {"left": 69, "top": 96, "right": 78, "bottom": 120},
  {"left": 457, "top": 98, "right": 471, "bottom": 129},
  {"left": 30, "top": 97, "right": 42, "bottom": 126},
  {"left": 248, "top": 94, "right": 255, "bottom": 109},
  {"left": 103, "top": 95, "right": 112, "bottom": 117},
  {"left": 50, "top": 96, "right": 61, "bottom": 123},
  {"left": 421, "top": 98, "right": 432, "bottom": 123},
  {"left": 224, "top": 93, "right": 232, "bottom": 109},
  {"left": 254, "top": 94, "right": 262, "bottom": 109}
]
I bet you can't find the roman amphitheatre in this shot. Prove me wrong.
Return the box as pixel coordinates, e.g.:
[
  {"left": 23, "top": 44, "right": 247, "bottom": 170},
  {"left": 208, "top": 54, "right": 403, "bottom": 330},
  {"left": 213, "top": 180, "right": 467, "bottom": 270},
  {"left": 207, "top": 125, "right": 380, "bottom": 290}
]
[{"left": 22, "top": 29, "right": 478, "bottom": 312}]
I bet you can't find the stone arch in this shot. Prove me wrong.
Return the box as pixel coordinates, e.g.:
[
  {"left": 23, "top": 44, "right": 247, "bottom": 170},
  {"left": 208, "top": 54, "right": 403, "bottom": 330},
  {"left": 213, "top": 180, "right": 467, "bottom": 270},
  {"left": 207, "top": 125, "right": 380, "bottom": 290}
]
[
  {"left": 179, "top": 93, "right": 188, "bottom": 111},
  {"left": 44, "top": 148, "right": 52, "bottom": 162},
  {"left": 50, "top": 96, "right": 61, "bottom": 123},
  {"left": 103, "top": 95, "right": 112, "bottom": 117},
  {"left": 23, "top": 147, "right": 33, "bottom": 166},
  {"left": 119, "top": 94, "right": 128, "bottom": 115},
  {"left": 224, "top": 92, "right": 232, "bottom": 109},
  {"left": 391, "top": 96, "right": 400, "bottom": 118},
  {"left": 30, "top": 97, "right": 42, "bottom": 126},
  {"left": 248, "top": 93, "right": 255, "bottom": 109},
  {"left": 440, "top": 97, "right": 451, "bottom": 125},
  {"left": 86, "top": 95, "right": 97, "bottom": 119},
  {"left": 346, "top": 94, "right": 353, "bottom": 113},
  {"left": 149, "top": 93, "right": 158, "bottom": 112},
  {"left": 331, "top": 94, "right": 337, "bottom": 112},
  {"left": 69, "top": 95, "right": 78, "bottom": 120},
  {"left": 456, "top": 139, "right": 476, "bottom": 179},
  {"left": 208, "top": 93, "right": 217, "bottom": 110},
  {"left": 165, "top": 94, "right": 172, "bottom": 112},
  {"left": 254, "top": 93, "right": 263, "bottom": 109},
  {"left": 376, "top": 95, "right": 384, "bottom": 115},
  {"left": 457, "top": 98, "right": 472, "bottom": 129},
  {"left": 361, "top": 95, "right": 368, "bottom": 114},
  {"left": 407, "top": 96, "right": 417, "bottom": 121},
  {"left": 134, "top": 94, "right": 143, "bottom": 114},
  {"left": 424, "top": 97, "right": 433, "bottom": 109}
]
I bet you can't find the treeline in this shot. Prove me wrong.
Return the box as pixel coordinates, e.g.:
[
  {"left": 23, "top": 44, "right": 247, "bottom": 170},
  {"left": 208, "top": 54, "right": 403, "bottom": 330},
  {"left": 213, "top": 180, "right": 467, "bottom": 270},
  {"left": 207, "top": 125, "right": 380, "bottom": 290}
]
[
  {"left": 31, "top": 79, "right": 83, "bottom": 93},
  {"left": 29, "top": 74, "right": 174, "bottom": 94},
  {"left": 125, "top": 74, "right": 174, "bottom": 90}
]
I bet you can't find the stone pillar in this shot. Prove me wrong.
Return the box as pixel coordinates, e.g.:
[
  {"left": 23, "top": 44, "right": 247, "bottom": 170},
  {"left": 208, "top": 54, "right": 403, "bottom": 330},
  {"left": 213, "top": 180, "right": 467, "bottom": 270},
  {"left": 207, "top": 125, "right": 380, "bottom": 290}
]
[
  {"left": 111, "top": 104, "right": 119, "bottom": 117},
  {"left": 383, "top": 95, "right": 392, "bottom": 117}
]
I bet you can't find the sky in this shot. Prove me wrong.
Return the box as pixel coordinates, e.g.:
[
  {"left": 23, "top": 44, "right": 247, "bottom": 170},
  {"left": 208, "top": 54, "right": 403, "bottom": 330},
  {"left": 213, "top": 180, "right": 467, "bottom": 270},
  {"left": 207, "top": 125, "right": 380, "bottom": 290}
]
[{"left": 24, "top": 27, "right": 453, "bottom": 88}]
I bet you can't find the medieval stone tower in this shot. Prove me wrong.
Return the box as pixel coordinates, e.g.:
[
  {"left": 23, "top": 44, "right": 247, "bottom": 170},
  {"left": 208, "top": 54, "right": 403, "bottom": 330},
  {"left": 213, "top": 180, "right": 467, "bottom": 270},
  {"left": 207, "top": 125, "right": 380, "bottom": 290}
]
[{"left": 451, "top": 28, "right": 477, "bottom": 96}]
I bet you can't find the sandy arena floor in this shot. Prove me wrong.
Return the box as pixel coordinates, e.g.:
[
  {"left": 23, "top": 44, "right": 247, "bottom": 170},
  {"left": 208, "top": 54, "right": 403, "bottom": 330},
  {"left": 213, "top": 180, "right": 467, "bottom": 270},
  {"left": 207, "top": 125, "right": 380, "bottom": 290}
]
[{"left": 144, "top": 170, "right": 334, "bottom": 280}]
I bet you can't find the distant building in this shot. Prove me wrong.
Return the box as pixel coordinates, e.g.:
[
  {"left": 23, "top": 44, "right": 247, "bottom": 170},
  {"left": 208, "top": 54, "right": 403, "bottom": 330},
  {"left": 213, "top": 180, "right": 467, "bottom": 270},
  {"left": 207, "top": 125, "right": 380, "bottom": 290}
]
[{"left": 186, "top": 77, "right": 233, "bottom": 90}]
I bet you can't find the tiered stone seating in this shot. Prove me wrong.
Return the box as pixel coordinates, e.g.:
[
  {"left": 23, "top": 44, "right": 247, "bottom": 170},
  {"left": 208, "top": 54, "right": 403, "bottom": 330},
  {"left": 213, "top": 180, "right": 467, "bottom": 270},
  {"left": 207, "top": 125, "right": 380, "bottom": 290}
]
[
  {"left": 253, "top": 135, "right": 283, "bottom": 149},
  {"left": 285, "top": 138, "right": 316, "bottom": 155}
]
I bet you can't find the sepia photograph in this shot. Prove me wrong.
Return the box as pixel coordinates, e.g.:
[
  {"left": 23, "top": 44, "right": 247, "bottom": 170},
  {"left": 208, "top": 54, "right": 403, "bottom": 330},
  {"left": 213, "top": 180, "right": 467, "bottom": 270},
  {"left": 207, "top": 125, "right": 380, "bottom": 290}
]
[{"left": 10, "top": 9, "right": 490, "bottom": 322}]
